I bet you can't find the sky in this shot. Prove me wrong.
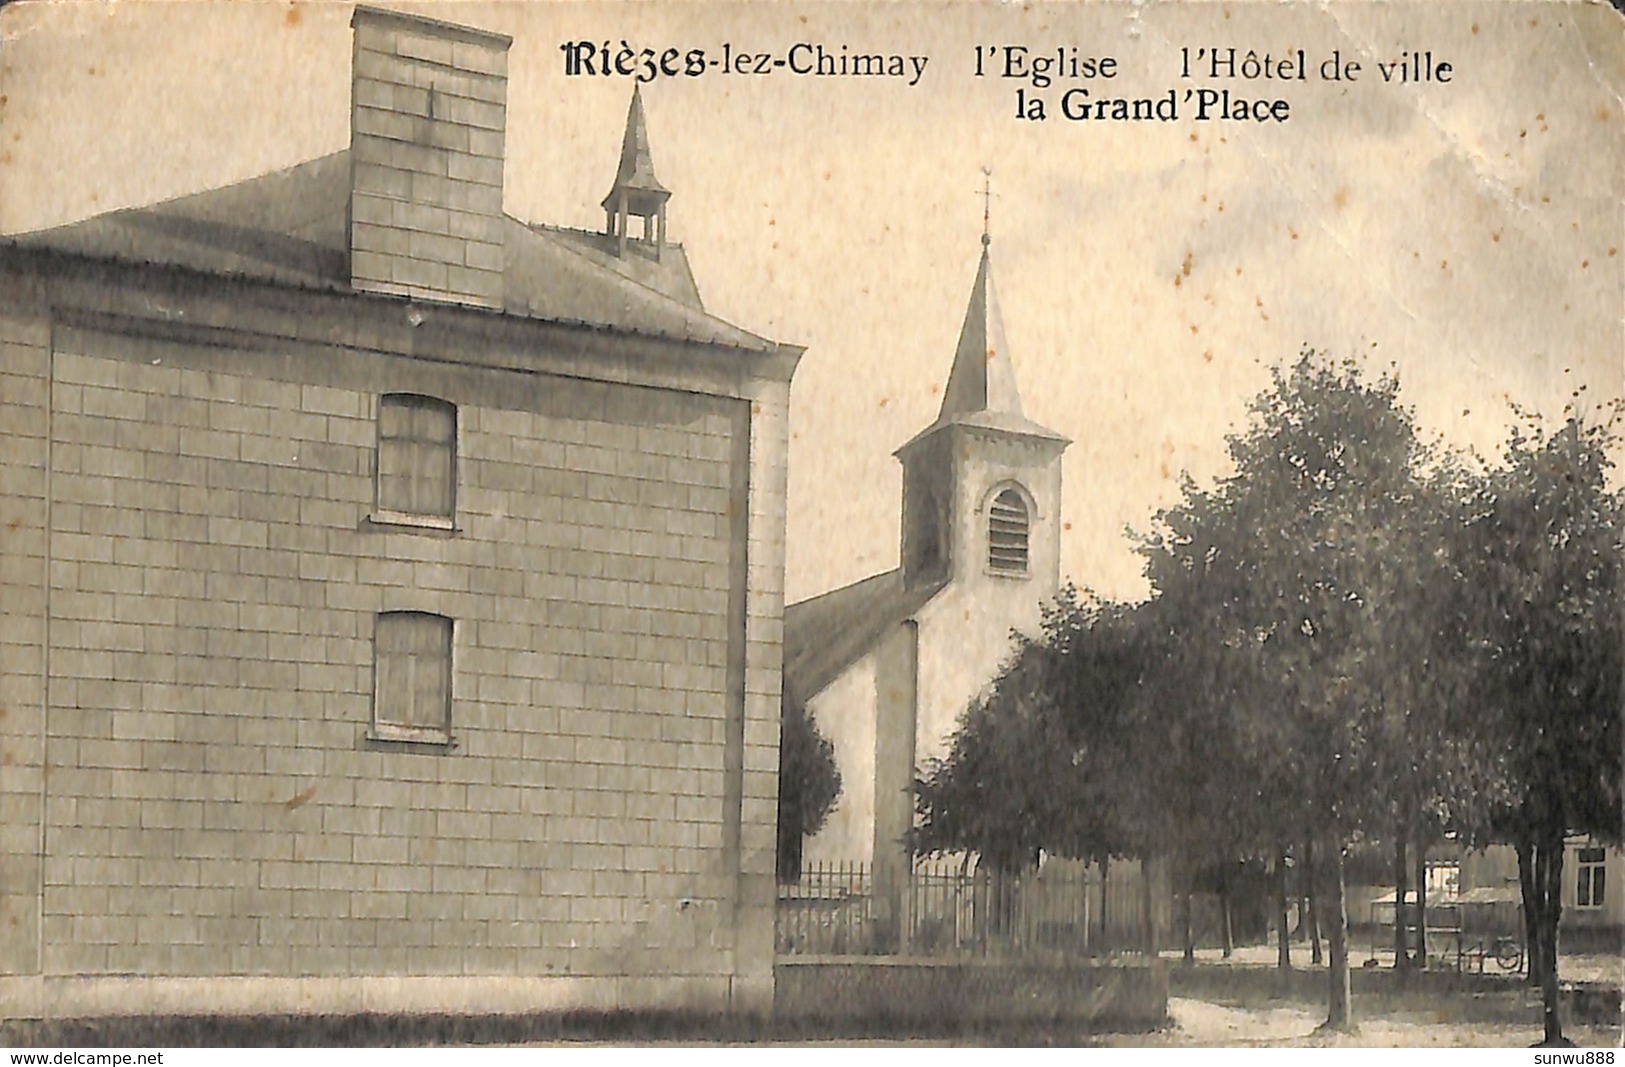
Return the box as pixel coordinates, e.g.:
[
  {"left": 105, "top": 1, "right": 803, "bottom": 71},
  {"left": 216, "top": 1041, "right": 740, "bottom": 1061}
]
[{"left": 3, "top": 0, "right": 1621, "bottom": 605}]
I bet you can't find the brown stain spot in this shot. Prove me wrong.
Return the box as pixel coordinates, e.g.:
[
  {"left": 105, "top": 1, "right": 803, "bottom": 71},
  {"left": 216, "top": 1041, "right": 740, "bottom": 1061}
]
[
  {"left": 1062, "top": 522, "right": 1072, "bottom": 531},
  {"left": 6, "top": 517, "right": 20, "bottom": 531},
  {"left": 1492, "top": 231, "right": 1501, "bottom": 243},
  {"left": 1160, "top": 460, "right": 1171, "bottom": 479},
  {"left": 1440, "top": 258, "right": 1449, "bottom": 270},
  {"left": 878, "top": 397, "right": 889, "bottom": 408},
  {"left": 1189, "top": 132, "right": 1198, "bottom": 142},
  {"left": 283, "top": 785, "right": 318, "bottom": 811},
  {"left": 1601, "top": 106, "right": 1613, "bottom": 123},
  {"left": 1288, "top": 226, "right": 1299, "bottom": 240},
  {"left": 1581, "top": 259, "right": 1589, "bottom": 269},
  {"left": 1519, "top": 129, "right": 1527, "bottom": 139},
  {"left": 285, "top": 5, "right": 301, "bottom": 26},
  {"left": 1529, "top": 17, "right": 1539, "bottom": 27},
  {"left": 1203, "top": 350, "right": 1214, "bottom": 363},
  {"left": 1217, "top": 201, "right": 1225, "bottom": 213},
  {"left": 1542, "top": 195, "right": 1551, "bottom": 204},
  {"left": 1471, "top": 22, "right": 1479, "bottom": 33},
  {"left": 1, "top": 751, "right": 12, "bottom": 767},
  {"left": 0, "top": 95, "right": 7, "bottom": 108},
  {"left": 1173, "top": 275, "right": 1182, "bottom": 289},
  {"left": 822, "top": 171, "right": 831, "bottom": 181},
  {"left": 751, "top": 401, "right": 761, "bottom": 414},
  {"left": 0, "top": 152, "right": 9, "bottom": 167},
  {"left": 767, "top": 217, "right": 776, "bottom": 227},
  {"left": 1234, "top": 266, "right": 1242, "bottom": 276},
  {"left": 1181, "top": 251, "right": 1193, "bottom": 277},
  {"left": 1609, "top": 248, "right": 1618, "bottom": 257},
  {"left": 929, "top": 383, "right": 940, "bottom": 395},
  {"left": 1189, "top": 324, "right": 1199, "bottom": 335},
  {"left": 1332, "top": 188, "right": 1349, "bottom": 210}
]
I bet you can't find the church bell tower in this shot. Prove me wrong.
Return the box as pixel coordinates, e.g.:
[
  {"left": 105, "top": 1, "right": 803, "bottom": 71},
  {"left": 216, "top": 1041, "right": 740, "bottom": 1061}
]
[{"left": 896, "top": 230, "right": 1069, "bottom": 598}]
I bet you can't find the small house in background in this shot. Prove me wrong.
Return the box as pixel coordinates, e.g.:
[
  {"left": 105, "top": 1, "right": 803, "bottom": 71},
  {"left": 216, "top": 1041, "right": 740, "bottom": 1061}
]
[
  {"left": 1459, "top": 840, "right": 1624, "bottom": 953},
  {"left": 0, "top": 7, "right": 800, "bottom": 1017}
]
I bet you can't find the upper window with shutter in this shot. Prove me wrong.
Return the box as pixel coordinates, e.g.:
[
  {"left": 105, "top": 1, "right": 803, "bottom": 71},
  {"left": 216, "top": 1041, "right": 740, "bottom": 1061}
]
[
  {"left": 375, "top": 393, "right": 456, "bottom": 528},
  {"left": 987, "top": 487, "right": 1030, "bottom": 576},
  {"left": 371, "top": 611, "right": 453, "bottom": 746}
]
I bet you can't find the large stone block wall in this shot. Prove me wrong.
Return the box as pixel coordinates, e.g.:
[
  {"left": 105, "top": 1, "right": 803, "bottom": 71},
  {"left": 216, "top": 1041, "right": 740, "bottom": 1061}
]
[
  {"left": 0, "top": 311, "right": 51, "bottom": 977},
  {"left": 15, "top": 322, "right": 755, "bottom": 986}
]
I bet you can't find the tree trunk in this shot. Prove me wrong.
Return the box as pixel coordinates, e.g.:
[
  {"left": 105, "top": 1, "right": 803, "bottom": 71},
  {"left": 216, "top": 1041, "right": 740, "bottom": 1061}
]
[
  {"left": 1276, "top": 846, "right": 1292, "bottom": 971},
  {"left": 1294, "top": 838, "right": 1309, "bottom": 939},
  {"left": 1141, "top": 855, "right": 1158, "bottom": 957},
  {"left": 1305, "top": 837, "right": 1322, "bottom": 965},
  {"left": 1181, "top": 890, "right": 1195, "bottom": 964},
  {"left": 1537, "top": 833, "right": 1567, "bottom": 1046},
  {"left": 1413, "top": 834, "right": 1428, "bottom": 970},
  {"left": 1220, "top": 866, "right": 1235, "bottom": 959},
  {"left": 1518, "top": 840, "right": 1542, "bottom": 987},
  {"left": 1098, "top": 857, "right": 1111, "bottom": 952},
  {"left": 1393, "top": 831, "right": 1410, "bottom": 970},
  {"left": 1325, "top": 837, "right": 1354, "bottom": 1031}
]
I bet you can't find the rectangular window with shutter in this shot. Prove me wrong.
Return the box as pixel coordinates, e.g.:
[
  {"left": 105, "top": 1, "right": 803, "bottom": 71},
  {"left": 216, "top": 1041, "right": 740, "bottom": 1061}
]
[
  {"left": 372, "top": 611, "right": 453, "bottom": 745},
  {"left": 1577, "top": 847, "right": 1607, "bottom": 909},
  {"left": 375, "top": 393, "right": 456, "bottom": 528}
]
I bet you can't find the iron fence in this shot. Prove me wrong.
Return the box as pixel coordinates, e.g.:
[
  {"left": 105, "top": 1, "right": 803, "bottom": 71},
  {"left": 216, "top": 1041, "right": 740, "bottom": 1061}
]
[{"left": 777, "top": 858, "right": 1153, "bottom": 957}]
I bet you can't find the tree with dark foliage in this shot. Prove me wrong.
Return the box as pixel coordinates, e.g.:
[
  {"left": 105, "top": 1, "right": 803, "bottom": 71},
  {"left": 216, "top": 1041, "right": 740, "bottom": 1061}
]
[
  {"left": 1464, "top": 409, "right": 1622, "bottom": 1047},
  {"left": 776, "top": 694, "right": 842, "bottom": 883}
]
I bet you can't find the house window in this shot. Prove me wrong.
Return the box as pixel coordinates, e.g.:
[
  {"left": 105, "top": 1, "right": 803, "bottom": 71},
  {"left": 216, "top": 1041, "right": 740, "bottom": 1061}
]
[
  {"left": 987, "top": 487, "right": 1030, "bottom": 575},
  {"left": 376, "top": 393, "right": 456, "bottom": 527},
  {"left": 372, "top": 611, "right": 453, "bottom": 745},
  {"left": 1577, "top": 847, "right": 1606, "bottom": 909}
]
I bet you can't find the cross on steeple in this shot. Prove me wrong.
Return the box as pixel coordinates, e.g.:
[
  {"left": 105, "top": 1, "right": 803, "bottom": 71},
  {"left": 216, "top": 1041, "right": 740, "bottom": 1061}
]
[{"left": 979, "top": 167, "right": 994, "bottom": 247}]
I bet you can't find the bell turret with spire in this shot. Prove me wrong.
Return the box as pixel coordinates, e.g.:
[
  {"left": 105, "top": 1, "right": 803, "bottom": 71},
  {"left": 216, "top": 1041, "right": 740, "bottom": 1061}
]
[
  {"left": 602, "top": 86, "right": 670, "bottom": 260},
  {"left": 895, "top": 195, "right": 1069, "bottom": 593}
]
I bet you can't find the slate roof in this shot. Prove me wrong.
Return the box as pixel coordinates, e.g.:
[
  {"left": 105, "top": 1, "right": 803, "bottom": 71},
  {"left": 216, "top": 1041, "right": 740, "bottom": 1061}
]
[
  {"left": 900, "top": 240, "right": 1068, "bottom": 450},
  {"left": 782, "top": 568, "right": 945, "bottom": 706},
  {"left": 6, "top": 149, "right": 775, "bottom": 353},
  {"left": 601, "top": 86, "right": 670, "bottom": 209}
]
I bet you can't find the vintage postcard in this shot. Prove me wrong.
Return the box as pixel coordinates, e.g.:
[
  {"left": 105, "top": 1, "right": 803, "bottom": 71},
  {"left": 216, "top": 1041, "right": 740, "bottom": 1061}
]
[{"left": 0, "top": 0, "right": 1620, "bottom": 1050}]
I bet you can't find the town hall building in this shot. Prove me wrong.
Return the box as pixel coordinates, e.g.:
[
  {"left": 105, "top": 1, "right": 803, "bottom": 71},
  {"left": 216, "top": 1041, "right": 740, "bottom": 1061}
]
[{"left": 0, "top": 7, "right": 798, "bottom": 1018}]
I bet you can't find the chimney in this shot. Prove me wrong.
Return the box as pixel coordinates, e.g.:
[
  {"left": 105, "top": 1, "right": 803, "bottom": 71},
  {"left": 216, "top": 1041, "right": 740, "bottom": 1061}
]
[{"left": 348, "top": 6, "right": 511, "bottom": 308}]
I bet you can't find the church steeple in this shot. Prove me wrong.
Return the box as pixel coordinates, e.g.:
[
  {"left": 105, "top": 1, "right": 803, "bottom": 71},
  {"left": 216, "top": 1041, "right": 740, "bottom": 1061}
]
[
  {"left": 936, "top": 236, "right": 1025, "bottom": 423},
  {"left": 601, "top": 86, "right": 671, "bottom": 260},
  {"left": 896, "top": 220, "right": 1069, "bottom": 592}
]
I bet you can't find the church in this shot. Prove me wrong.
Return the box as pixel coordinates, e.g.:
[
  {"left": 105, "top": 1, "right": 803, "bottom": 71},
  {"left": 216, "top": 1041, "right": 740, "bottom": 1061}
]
[
  {"left": 783, "top": 229, "right": 1069, "bottom": 890},
  {"left": 0, "top": 7, "right": 797, "bottom": 1018}
]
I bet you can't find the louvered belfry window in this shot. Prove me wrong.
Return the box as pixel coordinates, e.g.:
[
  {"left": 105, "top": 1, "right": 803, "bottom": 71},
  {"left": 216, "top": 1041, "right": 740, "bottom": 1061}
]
[
  {"left": 988, "top": 488, "right": 1030, "bottom": 575},
  {"left": 377, "top": 394, "right": 456, "bottom": 521}
]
